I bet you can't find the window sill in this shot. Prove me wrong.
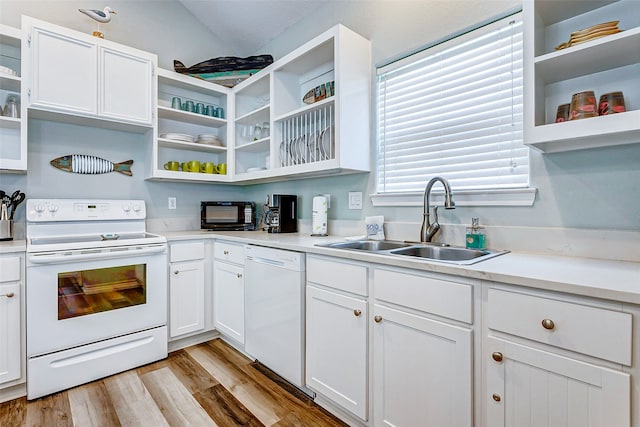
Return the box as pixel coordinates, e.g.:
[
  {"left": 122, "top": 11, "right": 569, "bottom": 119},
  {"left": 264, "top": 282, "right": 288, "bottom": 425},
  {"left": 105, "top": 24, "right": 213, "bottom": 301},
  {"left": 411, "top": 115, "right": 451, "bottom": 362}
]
[{"left": 370, "top": 187, "right": 537, "bottom": 207}]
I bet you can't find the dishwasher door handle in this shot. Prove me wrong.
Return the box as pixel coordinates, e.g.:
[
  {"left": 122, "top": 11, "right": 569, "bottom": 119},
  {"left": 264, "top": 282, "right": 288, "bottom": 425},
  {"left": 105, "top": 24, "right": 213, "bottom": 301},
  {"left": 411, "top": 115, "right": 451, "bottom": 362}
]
[{"left": 246, "top": 256, "right": 286, "bottom": 268}]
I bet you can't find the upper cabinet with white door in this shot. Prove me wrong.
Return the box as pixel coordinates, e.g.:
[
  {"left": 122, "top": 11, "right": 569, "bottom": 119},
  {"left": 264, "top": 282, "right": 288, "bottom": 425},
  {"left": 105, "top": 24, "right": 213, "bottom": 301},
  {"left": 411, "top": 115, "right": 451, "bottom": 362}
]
[
  {"left": 523, "top": 0, "right": 640, "bottom": 152},
  {"left": 22, "top": 16, "right": 156, "bottom": 131}
]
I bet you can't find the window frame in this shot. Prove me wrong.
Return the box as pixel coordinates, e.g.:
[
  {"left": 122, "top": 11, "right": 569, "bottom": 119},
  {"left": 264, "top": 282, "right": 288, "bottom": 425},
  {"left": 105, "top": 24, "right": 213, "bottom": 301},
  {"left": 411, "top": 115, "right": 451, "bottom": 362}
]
[{"left": 372, "top": 10, "right": 536, "bottom": 207}]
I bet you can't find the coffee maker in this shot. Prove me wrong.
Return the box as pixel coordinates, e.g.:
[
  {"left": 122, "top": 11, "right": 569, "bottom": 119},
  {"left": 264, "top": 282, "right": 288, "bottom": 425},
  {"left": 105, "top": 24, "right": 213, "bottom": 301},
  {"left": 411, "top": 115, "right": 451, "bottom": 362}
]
[{"left": 265, "top": 194, "right": 297, "bottom": 233}]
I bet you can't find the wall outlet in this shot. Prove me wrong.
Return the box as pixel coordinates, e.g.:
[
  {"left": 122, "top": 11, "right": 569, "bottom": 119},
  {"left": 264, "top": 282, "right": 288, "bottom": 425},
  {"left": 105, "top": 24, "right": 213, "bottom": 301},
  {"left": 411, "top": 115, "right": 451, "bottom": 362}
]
[
  {"left": 168, "top": 197, "right": 177, "bottom": 210},
  {"left": 348, "top": 191, "right": 363, "bottom": 210}
]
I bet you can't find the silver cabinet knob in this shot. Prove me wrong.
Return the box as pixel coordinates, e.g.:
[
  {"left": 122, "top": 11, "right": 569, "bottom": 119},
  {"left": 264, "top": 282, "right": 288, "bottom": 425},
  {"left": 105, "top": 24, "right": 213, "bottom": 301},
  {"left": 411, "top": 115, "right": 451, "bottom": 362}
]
[
  {"left": 353, "top": 309, "right": 362, "bottom": 317},
  {"left": 236, "top": 273, "right": 243, "bottom": 278},
  {"left": 223, "top": 250, "right": 229, "bottom": 255},
  {"left": 492, "top": 393, "right": 501, "bottom": 402},
  {"left": 492, "top": 352, "right": 503, "bottom": 362},
  {"left": 374, "top": 315, "right": 383, "bottom": 323}
]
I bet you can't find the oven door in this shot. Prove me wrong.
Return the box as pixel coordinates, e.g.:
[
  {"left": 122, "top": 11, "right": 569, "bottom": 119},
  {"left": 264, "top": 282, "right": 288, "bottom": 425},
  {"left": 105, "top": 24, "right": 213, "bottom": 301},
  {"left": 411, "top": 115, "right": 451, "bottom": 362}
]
[{"left": 26, "top": 244, "right": 167, "bottom": 357}]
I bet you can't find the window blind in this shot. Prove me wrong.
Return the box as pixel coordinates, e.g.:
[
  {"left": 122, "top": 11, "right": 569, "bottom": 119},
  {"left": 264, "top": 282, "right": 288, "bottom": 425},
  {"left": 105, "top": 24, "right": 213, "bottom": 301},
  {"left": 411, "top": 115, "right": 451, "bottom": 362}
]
[{"left": 377, "top": 14, "right": 527, "bottom": 194}]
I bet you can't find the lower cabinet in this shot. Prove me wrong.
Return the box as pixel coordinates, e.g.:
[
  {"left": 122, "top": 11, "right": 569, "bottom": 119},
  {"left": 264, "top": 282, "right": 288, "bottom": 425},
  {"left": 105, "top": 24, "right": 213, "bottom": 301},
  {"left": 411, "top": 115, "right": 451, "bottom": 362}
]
[
  {"left": 168, "top": 241, "right": 206, "bottom": 338},
  {"left": 0, "top": 253, "right": 24, "bottom": 390},
  {"left": 306, "top": 285, "right": 368, "bottom": 420},
  {"left": 0, "top": 282, "right": 21, "bottom": 385},
  {"left": 372, "top": 267, "right": 474, "bottom": 427},
  {"left": 372, "top": 304, "right": 473, "bottom": 427},
  {"left": 485, "top": 336, "right": 630, "bottom": 427},
  {"left": 213, "top": 241, "right": 245, "bottom": 344},
  {"left": 484, "top": 285, "right": 633, "bottom": 427}
]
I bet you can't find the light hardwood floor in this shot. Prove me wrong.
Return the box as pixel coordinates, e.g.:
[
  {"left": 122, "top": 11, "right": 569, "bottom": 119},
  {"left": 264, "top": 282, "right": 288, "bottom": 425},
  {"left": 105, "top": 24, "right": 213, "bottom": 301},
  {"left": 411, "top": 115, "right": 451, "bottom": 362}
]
[{"left": 0, "top": 339, "right": 347, "bottom": 427}]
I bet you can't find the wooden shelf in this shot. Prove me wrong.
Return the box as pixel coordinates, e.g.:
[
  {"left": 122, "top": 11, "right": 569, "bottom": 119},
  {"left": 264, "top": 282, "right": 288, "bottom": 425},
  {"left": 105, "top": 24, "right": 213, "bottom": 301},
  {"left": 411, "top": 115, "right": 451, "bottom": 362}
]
[
  {"left": 0, "top": 74, "right": 20, "bottom": 92},
  {"left": 526, "top": 110, "right": 640, "bottom": 153},
  {"left": 534, "top": 26, "right": 640, "bottom": 83},
  {"left": 235, "top": 137, "right": 269, "bottom": 153},
  {"left": 274, "top": 97, "right": 334, "bottom": 123},
  {"left": 157, "top": 106, "right": 226, "bottom": 127},
  {"left": 157, "top": 137, "right": 227, "bottom": 153}
]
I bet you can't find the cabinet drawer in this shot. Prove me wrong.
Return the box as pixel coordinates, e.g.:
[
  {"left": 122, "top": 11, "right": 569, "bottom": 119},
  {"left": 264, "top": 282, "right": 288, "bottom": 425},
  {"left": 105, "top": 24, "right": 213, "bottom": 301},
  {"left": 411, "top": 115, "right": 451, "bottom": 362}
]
[
  {"left": 214, "top": 241, "right": 245, "bottom": 265},
  {"left": 0, "top": 256, "right": 21, "bottom": 283},
  {"left": 307, "top": 256, "right": 367, "bottom": 296},
  {"left": 487, "top": 288, "right": 632, "bottom": 365},
  {"left": 170, "top": 241, "right": 205, "bottom": 262},
  {"left": 374, "top": 268, "right": 472, "bottom": 324}
]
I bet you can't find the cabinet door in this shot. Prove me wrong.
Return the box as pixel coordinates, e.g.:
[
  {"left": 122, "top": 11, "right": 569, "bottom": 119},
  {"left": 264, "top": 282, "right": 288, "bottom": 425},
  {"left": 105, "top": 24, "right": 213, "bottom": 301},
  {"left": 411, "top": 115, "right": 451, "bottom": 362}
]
[
  {"left": 0, "top": 283, "right": 21, "bottom": 385},
  {"left": 306, "top": 285, "right": 368, "bottom": 420},
  {"left": 213, "top": 262, "right": 244, "bottom": 343},
  {"left": 169, "top": 261, "right": 205, "bottom": 338},
  {"left": 373, "top": 304, "right": 473, "bottom": 427},
  {"left": 486, "top": 336, "right": 630, "bottom": 427},
  {"left": 99, "top": 46, "right": 154, "bottom": 125},
  {"left": 29, "top": 25, "right": 97, "bottom": 114}
]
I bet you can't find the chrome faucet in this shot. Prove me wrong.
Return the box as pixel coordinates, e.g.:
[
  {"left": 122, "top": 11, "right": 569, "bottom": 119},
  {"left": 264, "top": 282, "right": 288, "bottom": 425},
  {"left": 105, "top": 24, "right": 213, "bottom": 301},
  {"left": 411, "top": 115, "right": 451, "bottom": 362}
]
[{"left": 420, "top": 177, "right": 455, "bottom": 242}]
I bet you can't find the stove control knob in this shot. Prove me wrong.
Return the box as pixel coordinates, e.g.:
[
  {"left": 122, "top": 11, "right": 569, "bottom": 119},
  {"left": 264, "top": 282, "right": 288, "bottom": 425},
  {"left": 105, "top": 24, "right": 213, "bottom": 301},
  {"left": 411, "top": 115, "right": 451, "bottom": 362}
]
[
  {"left": 132, "top": 204, "right": 141, "bottom": 213},
  {"left": 122, "top": 204, "right": 131, "bottom": 213},
  {"left": 48, "top": 204, "right": 59, "bottom": 213},
  {"left": 35, "top": 204, "right": 46, "bottom": 213}
]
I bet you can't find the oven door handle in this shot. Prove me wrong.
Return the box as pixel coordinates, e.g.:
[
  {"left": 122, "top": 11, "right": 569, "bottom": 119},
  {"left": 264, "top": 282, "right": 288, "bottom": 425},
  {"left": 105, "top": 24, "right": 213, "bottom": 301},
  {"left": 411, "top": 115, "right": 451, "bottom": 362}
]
[{"left": 27, "top": 244, "right": 167, "bottom": 264}]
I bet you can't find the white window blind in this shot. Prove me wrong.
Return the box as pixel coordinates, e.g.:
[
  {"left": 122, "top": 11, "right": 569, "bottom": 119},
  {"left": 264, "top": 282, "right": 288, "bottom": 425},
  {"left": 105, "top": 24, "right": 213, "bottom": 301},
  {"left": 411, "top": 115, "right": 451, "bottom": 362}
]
[{"left": 377, "top": 13, "right": 527, "bottom": 194}]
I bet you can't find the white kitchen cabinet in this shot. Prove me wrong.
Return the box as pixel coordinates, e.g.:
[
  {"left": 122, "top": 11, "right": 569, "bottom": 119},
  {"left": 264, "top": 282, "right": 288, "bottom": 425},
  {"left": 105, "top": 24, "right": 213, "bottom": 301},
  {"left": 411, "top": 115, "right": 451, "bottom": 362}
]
[
  {"left": 0, "top": 253, "right": 24, "bottom": 389},
  {"left": 485, "top": 336, "right": 630, "bottom": 427},
  {"left": 147, "top": 24, "right": 371, "bottom": 185},
  {"left": 233, "top": 73, "right": 271, "bottom": 177},
  {"left": 523, "top": 0, "right": 640, "bottom": 152},
  {"left": 152, "top": 68, "right": 231, "bottom": 182},
  {"left": 23, "top": 16, "right": 156, "bottom": 129},
  {"left": 306, "top": 255, "right": 368, "bottom": 421},
  {"left": 484, "top": 285, "right": 632, "bottom": 427},
  {"left": 0, "top": 24, "right": 27, "bottom": 172},
  {"left": 372, "top": 267, "right": 474, "bottom": 427},
  {"left": 213, "top": 241, "right": 245, "bottom": 344},
  {"left": 169, "top": 241, "right": 206, "bottom": 338}
]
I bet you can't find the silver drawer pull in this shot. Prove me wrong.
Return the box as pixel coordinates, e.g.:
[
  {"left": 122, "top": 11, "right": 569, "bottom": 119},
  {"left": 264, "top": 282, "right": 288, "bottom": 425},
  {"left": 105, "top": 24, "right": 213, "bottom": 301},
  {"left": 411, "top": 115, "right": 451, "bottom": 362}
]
[
  {"left": 1, "top": 292, "right": 15, "bottom": 298},
  {"left": 223, "top": 250, "right": 229, "bottom": 255},
  {"left": 541, "top": 318, "right": 555, "bottom": 330}
]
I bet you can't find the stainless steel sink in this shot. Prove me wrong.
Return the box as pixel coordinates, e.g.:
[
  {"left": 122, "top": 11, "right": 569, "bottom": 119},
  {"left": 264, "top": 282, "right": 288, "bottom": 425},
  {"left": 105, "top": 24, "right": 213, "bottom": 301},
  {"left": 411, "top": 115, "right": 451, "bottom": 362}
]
[
  {"left": 317, "top": 240, "right": 507, "bottom": 264},
  {"left": 390, "top": 245, "right": 497, "bottom": 263},
  {"left": 318, "top": 240, "right": 412, "bottom": 252}
]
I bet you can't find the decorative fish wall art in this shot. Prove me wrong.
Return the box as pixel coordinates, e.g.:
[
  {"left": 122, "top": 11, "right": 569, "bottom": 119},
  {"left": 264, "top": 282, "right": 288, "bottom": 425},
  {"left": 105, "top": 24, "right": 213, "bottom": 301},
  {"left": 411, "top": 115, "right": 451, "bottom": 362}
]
[{"left": 50, "top": 155, "right": 133, "bottom": 176}]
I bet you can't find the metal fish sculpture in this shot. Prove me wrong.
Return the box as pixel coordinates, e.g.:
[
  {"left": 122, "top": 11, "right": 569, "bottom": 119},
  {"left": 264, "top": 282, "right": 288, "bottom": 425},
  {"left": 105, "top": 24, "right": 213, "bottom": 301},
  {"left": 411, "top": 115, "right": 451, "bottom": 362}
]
[{"left": 50, "top": 155, "right": 133, "bottom": 176}]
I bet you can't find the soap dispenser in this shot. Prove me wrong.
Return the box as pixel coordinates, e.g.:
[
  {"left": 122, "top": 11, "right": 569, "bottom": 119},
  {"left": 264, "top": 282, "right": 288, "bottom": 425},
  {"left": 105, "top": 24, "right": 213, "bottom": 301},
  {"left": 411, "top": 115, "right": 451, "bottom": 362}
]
[{"left": 466, "top": 217, "right": 485, "bottom": 249}]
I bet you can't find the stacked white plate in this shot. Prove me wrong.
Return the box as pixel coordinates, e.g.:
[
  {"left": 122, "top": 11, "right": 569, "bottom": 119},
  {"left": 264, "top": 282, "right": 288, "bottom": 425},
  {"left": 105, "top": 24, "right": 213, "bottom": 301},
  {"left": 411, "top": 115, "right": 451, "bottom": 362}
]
[
  {"left": 197, "top": 134, "right": 222, "bottom": 146},
  {"left": 159, "top": 133, "right": 194, "bottom": 143},
  {"left": 0, "top": 65, "right": 19, "bottom": 77}
]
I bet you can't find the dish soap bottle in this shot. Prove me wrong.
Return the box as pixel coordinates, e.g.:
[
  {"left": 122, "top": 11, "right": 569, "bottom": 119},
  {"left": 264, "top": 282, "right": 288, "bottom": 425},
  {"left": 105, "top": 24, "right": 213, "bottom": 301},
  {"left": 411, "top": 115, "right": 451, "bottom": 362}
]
[{"left": 466, "top": 217, "right": 485, "bottom": 249}]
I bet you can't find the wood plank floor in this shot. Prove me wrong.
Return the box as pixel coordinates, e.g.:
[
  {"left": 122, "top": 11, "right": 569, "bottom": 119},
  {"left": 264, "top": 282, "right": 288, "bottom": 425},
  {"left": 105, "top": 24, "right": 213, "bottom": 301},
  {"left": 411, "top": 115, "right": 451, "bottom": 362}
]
[{"left": 0, "top": 339, "right": 348, "bottom": 427}]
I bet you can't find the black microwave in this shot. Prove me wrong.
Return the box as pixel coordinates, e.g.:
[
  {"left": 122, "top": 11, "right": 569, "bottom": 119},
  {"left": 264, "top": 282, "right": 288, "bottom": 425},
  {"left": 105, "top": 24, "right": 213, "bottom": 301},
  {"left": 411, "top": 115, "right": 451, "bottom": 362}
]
[{"left": 201, "top": 201, "right": 256, "bottom": 231}]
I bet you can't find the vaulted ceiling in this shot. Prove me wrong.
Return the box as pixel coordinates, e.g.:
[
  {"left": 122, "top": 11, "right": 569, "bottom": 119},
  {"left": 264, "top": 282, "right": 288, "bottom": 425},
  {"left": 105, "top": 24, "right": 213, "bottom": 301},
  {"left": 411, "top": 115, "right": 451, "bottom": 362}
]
[{"left": 177, "top": 0, "right": 328, "bottom": 56}]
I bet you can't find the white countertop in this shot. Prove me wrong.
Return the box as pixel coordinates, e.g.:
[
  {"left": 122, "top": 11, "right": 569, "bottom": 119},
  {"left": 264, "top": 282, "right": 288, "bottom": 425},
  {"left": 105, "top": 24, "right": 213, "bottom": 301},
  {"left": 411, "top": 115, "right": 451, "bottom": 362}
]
[
  {"left": 164, "top": 230, "right": 640, "bottom": 304},
  {"left": 0, "top": 239, "right": 26, "bottom": 254}
]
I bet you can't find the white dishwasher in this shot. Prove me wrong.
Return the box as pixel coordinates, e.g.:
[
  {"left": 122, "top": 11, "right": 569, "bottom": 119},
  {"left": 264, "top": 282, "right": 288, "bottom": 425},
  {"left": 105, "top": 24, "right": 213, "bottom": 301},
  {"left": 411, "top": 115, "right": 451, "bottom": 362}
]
[{"left": 245, "top": 244, "right": 306, "bottom": 387}]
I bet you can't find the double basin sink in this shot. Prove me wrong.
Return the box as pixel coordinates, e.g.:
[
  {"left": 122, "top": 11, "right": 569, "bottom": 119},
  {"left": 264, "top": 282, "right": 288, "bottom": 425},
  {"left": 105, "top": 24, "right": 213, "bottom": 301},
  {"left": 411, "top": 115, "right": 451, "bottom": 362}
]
[{"left": 317, "top": 240, "right": 507, "bottom": 265}]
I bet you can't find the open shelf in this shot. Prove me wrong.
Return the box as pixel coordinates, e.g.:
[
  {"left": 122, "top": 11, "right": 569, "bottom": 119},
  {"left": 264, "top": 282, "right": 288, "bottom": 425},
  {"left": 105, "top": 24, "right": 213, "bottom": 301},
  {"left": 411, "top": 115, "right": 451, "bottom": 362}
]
[
  {"left": 157, "top": 137, "right": 227, "bottom": 153},
  {"left": 157, "top": 106, "right": 226, "bottom": 127}
]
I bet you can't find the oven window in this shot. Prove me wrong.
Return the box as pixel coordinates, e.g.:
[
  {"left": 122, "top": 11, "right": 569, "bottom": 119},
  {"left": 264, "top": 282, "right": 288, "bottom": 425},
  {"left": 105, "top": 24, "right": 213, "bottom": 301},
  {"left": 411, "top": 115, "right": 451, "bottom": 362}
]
[{"left": 58, "top": 264, "right": 146, "bottom": 320}]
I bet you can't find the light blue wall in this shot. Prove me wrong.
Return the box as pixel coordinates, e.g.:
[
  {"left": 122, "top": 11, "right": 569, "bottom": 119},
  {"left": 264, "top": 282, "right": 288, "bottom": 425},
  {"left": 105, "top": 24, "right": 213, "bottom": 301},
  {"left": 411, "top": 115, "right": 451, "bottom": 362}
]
[
  {"left": 255, "top": 1, "right": 640, "bottom": 231},
  {"left": 2, "top": 1, "right": 639, "bottom": 232}
]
